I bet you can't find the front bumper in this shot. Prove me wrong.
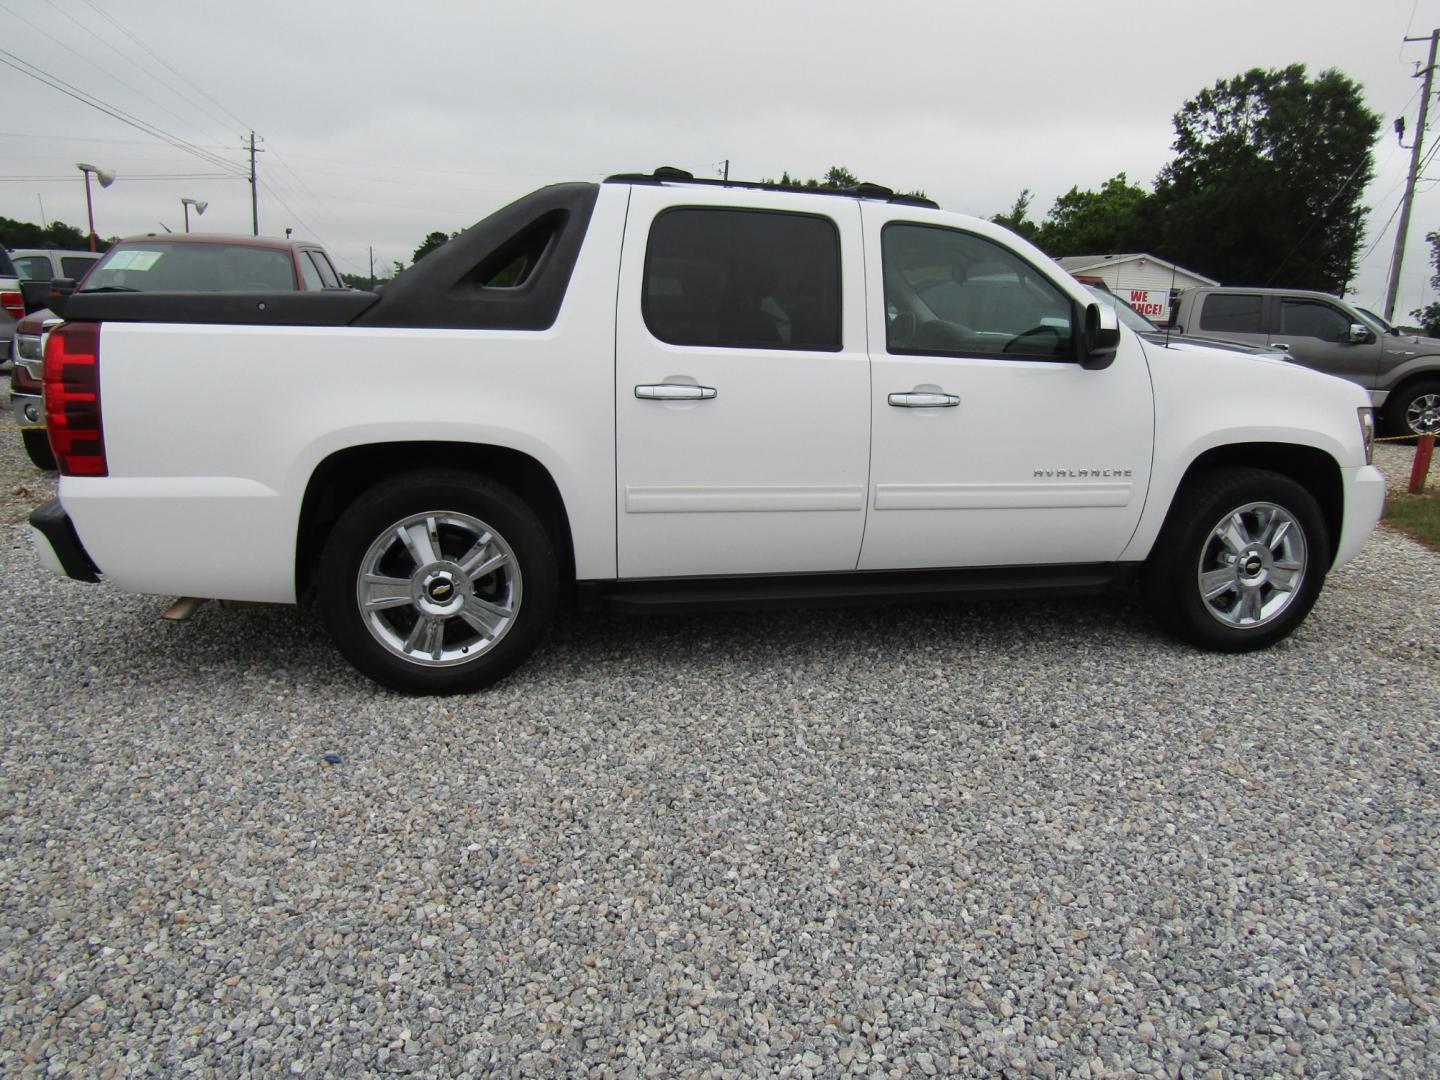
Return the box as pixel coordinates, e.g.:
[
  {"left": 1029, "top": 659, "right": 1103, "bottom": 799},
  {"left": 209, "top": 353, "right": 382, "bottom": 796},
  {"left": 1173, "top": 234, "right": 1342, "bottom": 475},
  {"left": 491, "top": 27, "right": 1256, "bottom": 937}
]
[
  {"left": 29, "top": 499, "right": 100, "bottom": 583},
  {"left": 1333, "top": 464, "right": 1386, "bottom": 571},
  {"left": 9, "top": 390, "right": 42, "bottom": 427}
]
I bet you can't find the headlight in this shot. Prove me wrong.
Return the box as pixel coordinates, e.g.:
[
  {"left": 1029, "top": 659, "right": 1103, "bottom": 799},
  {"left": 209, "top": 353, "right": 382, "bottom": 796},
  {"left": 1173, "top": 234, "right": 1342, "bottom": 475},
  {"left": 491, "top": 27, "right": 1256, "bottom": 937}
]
[
  {"left": 1358, "top": 407, "right": 1375, "bottom": 465},
  {"left": 16, "top": 334, "right": 42, "bottom": 362}
]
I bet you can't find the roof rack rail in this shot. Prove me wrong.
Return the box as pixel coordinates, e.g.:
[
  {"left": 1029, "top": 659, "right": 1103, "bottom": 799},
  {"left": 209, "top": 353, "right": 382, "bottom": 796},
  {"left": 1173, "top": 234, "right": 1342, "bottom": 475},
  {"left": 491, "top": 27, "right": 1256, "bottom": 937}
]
[{"left": 603, "top": 167, "right": 938, "bottom": 209}]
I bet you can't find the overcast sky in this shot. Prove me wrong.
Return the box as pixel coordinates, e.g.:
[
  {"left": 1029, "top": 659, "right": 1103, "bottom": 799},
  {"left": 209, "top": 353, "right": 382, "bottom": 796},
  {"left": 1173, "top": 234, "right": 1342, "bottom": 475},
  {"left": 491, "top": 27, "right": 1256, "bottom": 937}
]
[{"left": 4, "top": 0, "right": 1440, "bottom": 316}]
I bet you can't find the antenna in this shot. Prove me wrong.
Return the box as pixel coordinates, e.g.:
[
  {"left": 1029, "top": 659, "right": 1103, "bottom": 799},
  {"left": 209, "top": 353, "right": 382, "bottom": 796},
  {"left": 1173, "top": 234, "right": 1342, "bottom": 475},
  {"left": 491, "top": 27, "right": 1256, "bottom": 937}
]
[{"left": 1164, "top": 257, "right": 1177, "bottom": 347}]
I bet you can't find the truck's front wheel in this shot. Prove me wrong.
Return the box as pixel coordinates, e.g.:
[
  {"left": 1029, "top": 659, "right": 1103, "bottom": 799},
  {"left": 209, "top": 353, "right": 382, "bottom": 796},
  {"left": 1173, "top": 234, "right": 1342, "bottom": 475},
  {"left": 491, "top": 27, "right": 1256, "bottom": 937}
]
[
  {"left": 1142, "top": 468, "right": 1330, "bottom": 652},
  {"left": 318, "top": 471, "right": 558, "bottom": 694}
]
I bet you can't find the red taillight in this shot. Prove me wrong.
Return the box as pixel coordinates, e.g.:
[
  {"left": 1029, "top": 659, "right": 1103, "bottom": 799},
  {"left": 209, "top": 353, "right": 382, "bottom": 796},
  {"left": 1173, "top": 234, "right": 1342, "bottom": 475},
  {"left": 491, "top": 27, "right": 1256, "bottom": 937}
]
[
  {"left": 43, "top": 322, "right": 107, "bottom": 477},
  {"left": 1, "top": 291, "right": 22, "bottom": 319}
]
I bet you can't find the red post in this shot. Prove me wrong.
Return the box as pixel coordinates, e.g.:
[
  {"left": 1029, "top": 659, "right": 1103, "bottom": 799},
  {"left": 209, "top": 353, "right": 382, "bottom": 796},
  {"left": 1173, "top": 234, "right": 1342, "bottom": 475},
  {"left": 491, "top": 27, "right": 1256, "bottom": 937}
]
[{"left": 1410, "top": 434, "right": 1435, "bottom": 495}]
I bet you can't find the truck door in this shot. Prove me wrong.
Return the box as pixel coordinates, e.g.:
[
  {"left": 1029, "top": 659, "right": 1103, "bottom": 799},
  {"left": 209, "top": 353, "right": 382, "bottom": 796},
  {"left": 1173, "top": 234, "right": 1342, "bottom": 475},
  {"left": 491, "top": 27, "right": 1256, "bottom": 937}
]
[
  {"left": 857, "top": 208, "right": 1154, "bottom": 571},
  {"left": 1271, "top": 296, "right": 1382, "bottom": 390},
  {"left": 614, "top": 187, "right": 870, "bottom": 578}
]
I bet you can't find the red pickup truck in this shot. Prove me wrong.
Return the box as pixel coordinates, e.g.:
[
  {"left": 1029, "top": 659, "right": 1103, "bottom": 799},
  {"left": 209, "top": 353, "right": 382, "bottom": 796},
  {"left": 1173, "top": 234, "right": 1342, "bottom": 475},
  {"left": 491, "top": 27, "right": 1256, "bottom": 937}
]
[{"left": 10, "top": 233, "right": 345, "bottom": 468}]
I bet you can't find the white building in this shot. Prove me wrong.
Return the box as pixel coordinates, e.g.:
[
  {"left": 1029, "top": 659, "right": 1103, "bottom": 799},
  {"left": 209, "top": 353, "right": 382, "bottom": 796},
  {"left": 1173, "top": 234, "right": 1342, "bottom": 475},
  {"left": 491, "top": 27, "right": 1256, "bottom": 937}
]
[{"left": 1054, "top": 254, "right": 1217, "bottom": 325}]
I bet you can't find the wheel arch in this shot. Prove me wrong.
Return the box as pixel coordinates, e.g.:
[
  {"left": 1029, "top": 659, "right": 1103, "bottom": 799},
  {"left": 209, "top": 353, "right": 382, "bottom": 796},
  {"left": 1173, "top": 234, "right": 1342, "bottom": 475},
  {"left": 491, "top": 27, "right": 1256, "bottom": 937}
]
[
  {"left": 1161, "top": 442, "right": 1342, "bottom": 567},
  {"left": 295, "top": 441, "right": 576, "bottom": 601}
]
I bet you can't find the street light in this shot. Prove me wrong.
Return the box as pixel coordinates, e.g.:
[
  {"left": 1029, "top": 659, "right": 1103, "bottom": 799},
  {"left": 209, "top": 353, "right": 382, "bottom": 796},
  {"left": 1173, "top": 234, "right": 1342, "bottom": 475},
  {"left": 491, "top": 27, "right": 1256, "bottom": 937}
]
[
  {"left": 180, "top": 197, "right": 208, "bottom": 233},
  {"left": 76, "top": 163, "right": 115, "bottom": 252}
]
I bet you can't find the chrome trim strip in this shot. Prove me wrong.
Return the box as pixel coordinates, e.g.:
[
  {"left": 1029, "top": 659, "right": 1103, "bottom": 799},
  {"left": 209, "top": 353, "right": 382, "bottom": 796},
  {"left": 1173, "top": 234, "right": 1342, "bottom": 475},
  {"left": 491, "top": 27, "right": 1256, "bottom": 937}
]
[
  {"left": 625, "top": 484, "right": 866, "bottom": 513},
  {"left": 873, "top": 482, "right": 1133, "bottom": 510}
]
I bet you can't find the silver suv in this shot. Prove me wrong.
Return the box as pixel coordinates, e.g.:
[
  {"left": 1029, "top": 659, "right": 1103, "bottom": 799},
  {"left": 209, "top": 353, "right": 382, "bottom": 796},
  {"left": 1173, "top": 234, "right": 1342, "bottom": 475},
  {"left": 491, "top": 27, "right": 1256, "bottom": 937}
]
[{"left": 1171, "top": 286, "right": 1440, "bottom": 436}]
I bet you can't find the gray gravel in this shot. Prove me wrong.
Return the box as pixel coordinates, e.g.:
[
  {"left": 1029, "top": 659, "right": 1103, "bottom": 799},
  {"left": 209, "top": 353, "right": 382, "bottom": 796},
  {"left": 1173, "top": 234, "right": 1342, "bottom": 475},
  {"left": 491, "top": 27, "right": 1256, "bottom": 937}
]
[{"left": 1, "top": 414, "right": 1438, "bottom": 1077}]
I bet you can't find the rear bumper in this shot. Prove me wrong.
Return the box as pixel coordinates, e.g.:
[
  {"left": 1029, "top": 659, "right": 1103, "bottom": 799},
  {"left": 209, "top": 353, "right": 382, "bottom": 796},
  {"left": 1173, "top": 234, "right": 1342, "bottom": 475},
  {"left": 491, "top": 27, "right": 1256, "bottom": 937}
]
[
  {"left": 1334, "top": 464, "right": 1385, "bottom": 571},
  {"left": 28, "top": 498, "right": 100, "bottom": 583}
]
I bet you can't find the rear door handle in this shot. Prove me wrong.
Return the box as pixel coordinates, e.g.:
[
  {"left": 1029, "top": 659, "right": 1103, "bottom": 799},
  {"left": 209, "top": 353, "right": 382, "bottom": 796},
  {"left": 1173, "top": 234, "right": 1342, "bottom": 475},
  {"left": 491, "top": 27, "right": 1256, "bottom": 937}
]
[
  {"left": 635, "top": 383, "right": 717, "bottom": 401},
  {"left": 888, "top": 391, "right": 959, "bottom": 408}
]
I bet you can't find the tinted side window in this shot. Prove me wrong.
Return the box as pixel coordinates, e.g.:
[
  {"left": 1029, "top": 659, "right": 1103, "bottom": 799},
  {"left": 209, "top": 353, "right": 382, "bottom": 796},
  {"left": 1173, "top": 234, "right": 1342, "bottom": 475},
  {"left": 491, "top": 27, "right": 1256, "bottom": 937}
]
[
  {"left": 643, "top": 208, "right": 841, "bottom": 351},
  {"left": 1279, "top": 299, "right": 1351, "bottom": 341},
  {"left": 14, "top": 255, "right": 53, "bottom": 282},
  {"left": 61, "top": 256, "right": 98, "bottom": 279},
  {"left": 882, "top": 224, "right": 1073, "bottom": 360},
  {"left": 298, "top": 253, "right": 324, "bottom": 290},
  {"left": 306, "top": 251, "right": 341, "bottom": 289},
  {"left": 1199, "top": 294, "right": 1265, "bottom": 333}
]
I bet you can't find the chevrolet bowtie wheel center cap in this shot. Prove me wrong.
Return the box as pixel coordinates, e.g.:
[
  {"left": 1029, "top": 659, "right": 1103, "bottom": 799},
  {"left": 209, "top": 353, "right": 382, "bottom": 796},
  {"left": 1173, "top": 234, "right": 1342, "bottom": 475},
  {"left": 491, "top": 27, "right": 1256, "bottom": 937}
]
[{"left": 416, "top": 565, "right": 468, "bottom": 617}]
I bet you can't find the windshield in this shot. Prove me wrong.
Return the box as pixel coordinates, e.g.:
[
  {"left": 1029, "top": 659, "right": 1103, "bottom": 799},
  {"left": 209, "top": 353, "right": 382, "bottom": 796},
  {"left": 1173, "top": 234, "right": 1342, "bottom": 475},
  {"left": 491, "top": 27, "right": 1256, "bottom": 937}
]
[
  {"left": 1084, "top": 284, "right": 1157, "bottom": 332},
  {"left": 81, "top": 241, "right": 297, "bottom": 292}
]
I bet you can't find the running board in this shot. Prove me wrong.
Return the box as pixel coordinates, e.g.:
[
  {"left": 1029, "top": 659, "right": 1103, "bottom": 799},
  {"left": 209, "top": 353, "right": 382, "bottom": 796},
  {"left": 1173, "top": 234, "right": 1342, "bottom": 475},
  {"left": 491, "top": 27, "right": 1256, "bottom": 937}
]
[{"left": 579, "top": 564, "right": 1138, "bottom": 614}]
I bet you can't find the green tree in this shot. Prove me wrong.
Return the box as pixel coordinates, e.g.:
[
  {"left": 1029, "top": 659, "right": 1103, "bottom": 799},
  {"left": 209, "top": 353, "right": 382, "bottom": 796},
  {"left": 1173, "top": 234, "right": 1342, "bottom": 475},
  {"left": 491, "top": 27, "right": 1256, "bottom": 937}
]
[
  {"left": 1152, "top": 64, "right": 1380, "bottom": 292},
  {"left": 0, "top": 216, "right": 105, "bottom": 251},
  {"left": 1034, "top": 174, "right": 1155, "bottom": 256},
  {"left": 770, "top": 165, "right": 926, "bottom": 200},
  {"left": 1412, "top": 230, "right": 1440, "bottom": 335},
  {"left": 411, "top": 230, "right": 454, "bottom": 263},
  {"left": 991, "top": 190, "right": 1039, "bottom": 242}
]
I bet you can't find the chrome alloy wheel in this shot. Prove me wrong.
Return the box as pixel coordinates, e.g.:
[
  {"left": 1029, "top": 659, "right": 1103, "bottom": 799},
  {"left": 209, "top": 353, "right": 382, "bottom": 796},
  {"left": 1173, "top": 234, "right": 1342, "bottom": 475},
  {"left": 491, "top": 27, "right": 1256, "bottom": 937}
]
[
  {"left": 1197, "top": 501, "right": 1307, "bottom": 629},
  {"left": 1406, "top": 391, "right": 1440, "bottom": 436},
  {"left": 355, "top": 511, "right": 522, "bottom": 667}
]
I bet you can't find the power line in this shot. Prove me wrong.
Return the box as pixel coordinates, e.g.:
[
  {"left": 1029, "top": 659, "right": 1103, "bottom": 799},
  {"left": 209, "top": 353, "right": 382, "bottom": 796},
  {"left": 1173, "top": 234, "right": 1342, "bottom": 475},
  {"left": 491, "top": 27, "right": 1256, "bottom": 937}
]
[
  {"left": 76, "top": 0, "right": 252, "bottom": 134},
  {"left": 0, "top": 0, "right": 219, "bottom": 147},
  {"left": 0, "top": 48, "right": 246, "bottom": 175}
]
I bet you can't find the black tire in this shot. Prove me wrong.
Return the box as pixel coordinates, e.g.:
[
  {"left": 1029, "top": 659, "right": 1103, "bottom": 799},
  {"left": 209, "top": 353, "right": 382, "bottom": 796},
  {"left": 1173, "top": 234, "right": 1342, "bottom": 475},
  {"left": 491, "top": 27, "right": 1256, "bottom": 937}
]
[
  {"left": 1142, "top": 467, "right": 1330, "bottom": 652},
  {"left": 1384, "top": 378, "right": 1440, "bottom": 438},
  {"left": 21, "top": 428, "right": 56, "bottom": 471},
  {"left": 317, "top": 470, "right": 558, "bottom": 694}
]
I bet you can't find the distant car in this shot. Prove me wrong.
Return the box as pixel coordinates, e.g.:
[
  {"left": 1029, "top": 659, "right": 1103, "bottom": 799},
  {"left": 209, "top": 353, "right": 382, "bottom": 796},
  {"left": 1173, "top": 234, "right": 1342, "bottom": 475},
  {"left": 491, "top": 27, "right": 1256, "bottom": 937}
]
[
  {"left": 10, "top": 233, "right": 344, "bottom": 471},
  {"left": 75, "top": 233, "right": 345, "bottom": 294},
  {"left": 1080, "top": 284, "right": 1290, "bottom": 361},
  {"left": 0, "top": 249, "right": 21, "bottom": 360},
  {"left": 9, "top": 248, "right": 103, "bottom": 287},
  {"left": 1171, "top": 286, "right": 1440, "bottom": 436}
]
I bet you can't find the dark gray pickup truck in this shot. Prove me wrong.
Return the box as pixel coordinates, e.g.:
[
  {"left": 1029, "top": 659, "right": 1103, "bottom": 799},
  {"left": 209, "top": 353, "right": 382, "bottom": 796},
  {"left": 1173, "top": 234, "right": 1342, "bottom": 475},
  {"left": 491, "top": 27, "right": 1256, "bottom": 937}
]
[{"left": 1170, "top": 287, "right": 1440, "bottom": 436}]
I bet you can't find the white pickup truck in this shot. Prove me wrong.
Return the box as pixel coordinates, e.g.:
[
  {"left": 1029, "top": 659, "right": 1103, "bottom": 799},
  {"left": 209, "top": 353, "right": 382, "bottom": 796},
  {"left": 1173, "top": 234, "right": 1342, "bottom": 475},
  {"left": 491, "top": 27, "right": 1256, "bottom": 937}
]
[{"left": 30, "top": 169, "right": 1386, "bottom": 693}]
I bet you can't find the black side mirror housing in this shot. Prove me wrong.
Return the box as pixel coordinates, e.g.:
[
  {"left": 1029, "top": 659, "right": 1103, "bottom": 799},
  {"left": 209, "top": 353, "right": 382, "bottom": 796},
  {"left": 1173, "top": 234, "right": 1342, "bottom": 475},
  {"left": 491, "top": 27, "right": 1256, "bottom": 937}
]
[
  {"left": 46, "top": 278, "right": 77, "bottom": 319},
  {"left": 1080, "top": 301, "right": 1121, "bottom": 370},
  {"left": 19, "top": 280, "right": 51, "bottom": 314}
]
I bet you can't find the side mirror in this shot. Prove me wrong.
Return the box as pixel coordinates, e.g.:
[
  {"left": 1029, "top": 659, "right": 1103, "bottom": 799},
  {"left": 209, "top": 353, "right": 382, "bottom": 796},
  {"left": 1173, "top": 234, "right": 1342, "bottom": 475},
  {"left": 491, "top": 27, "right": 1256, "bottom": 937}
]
[
  {"left": 1080, "top": 301, "right": 1121, "bottom": 370},
  {"left": 20, "top": 280, "right": 51, "bottom": 314},
  {"left": 46, "top": 278, "right": 77, "bottom": 319},
  {"left": 1347, "top": 323, "right": 1374, "bottom": 344}
]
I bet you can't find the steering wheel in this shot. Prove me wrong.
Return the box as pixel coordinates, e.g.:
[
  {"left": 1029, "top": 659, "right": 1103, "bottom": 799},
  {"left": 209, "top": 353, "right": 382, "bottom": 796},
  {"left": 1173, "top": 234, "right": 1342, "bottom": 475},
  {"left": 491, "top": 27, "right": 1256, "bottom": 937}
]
[{"left": 1001, "top": 325, "right": 1063, "bottom": 354}]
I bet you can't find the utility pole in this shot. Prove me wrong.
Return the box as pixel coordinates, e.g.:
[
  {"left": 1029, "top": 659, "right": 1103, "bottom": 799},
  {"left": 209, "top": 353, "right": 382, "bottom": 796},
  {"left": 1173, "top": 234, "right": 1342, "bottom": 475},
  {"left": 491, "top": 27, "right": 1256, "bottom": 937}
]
[
  {"left": 247, "top": 130, "right": 264, "bottom": 237},
  {"left": 1385, "top": 29, "right": 1439, "bottom": 321},
  {"left": 722, "top": 159, "right": 729, "bottom": 183},
  {"left": 369, "top": 245, "right": 375, "bottom": 289}
]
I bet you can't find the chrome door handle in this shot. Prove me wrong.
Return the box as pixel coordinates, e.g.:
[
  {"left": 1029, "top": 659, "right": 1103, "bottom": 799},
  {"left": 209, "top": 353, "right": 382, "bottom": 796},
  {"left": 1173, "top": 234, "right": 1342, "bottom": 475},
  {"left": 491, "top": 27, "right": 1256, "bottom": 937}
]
[
  {"left": 635, "top": 383, "right": 717, "bottom": 401},
  {"left": 888, "top": 391, "right": 959, "bottom": 408},
  {"left": 1270, "top": 342, "right": 1290, "bottom": 351}
]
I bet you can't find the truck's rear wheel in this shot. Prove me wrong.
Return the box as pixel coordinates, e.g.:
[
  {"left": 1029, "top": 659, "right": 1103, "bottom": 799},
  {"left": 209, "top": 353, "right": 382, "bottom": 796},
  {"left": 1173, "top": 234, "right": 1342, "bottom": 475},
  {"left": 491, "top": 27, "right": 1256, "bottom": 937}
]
[
  {"left": 22, "top": 428, "right": 56, "bottom": 471},
  {"left": 318, "top": 471, "right": 558, "bottom": 694},
  {"left": 1142, "top": 468, "right": 1329, "bottom": 652}
]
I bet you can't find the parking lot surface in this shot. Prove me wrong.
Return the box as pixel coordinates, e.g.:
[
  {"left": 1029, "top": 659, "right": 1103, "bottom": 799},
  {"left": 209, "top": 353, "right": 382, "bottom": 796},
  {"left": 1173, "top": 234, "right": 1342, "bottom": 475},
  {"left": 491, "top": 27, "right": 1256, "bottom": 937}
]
[{"left": 1, "top": 415, "right": 1438, "bottom": 1077}]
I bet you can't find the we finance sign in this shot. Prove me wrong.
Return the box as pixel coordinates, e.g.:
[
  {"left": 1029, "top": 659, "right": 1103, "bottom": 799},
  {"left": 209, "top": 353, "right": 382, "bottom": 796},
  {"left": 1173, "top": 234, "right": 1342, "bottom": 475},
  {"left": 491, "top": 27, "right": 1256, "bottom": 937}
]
[{"left": 1124, "top": 288, "right": 1169, "bottom": 321}]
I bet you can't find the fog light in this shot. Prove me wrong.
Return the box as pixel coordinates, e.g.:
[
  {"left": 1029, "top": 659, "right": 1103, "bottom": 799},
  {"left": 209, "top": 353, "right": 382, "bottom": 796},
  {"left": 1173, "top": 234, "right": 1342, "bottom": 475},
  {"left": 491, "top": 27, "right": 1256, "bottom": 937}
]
[{"left": 22, "top": 403, "right": 40, "bottom": 424}]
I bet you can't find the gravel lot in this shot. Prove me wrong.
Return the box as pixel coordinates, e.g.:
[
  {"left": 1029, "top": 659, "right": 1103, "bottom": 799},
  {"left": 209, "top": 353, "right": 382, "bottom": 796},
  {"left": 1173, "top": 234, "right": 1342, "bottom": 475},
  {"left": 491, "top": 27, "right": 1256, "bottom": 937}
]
[{"left": 1, "top": 393, "right": 1438, "bottom": 1077}]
